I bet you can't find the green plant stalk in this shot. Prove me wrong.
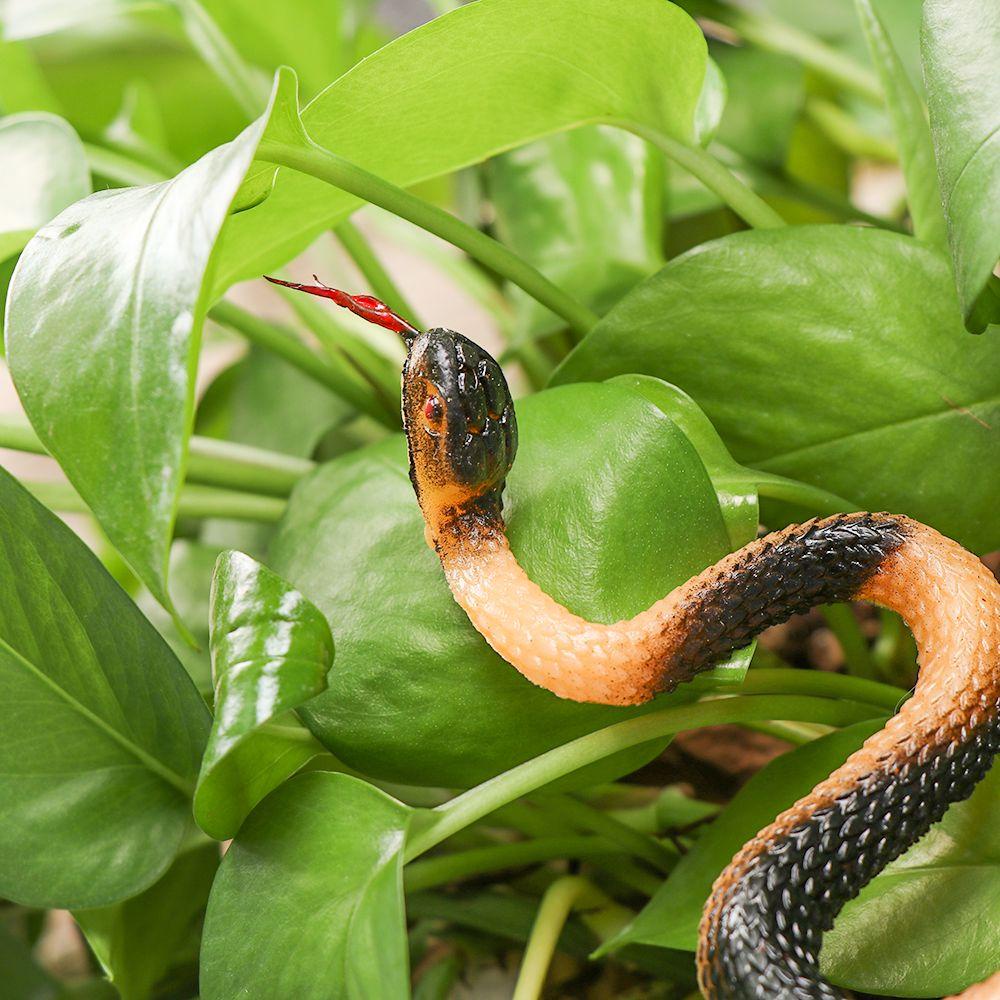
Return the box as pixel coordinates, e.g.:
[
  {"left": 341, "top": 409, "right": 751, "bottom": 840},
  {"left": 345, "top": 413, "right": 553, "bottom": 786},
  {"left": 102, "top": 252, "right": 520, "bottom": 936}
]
[
  {"left": 738, "top": 666, "right": 905, "bottom": 711},
  {"left": 623, "top": 125, "right": 786, "bottom": 230},
  {"left": 82, "top": 143, "right": 169, "bottom": 187},
  {"left": 806, "top": 98, "right": 898, "bottom": 162},
  {"left": 703, "top": 1, "right": 882, "bottom": 104},
  {"left": 173, "top": 0, "right": 268, "bottom": 119},
  {"left": 256, "top": 138, "right": 601, "bottom": 338},
  {"left": 405, "top": 694, "right": 885, "bottom": 861},
  {"left": 514, "top": 798, "right": 663, "bottom": 896},
  {"left": 27, "top": 480, "right": 285, "bottom": 523},
  {"left": 0, "top": 413, "right": 312, "bottom": 498},
  {"left": 273, "top": 283, "right": 403, "bottom": 408},
  {"left": 404, "top": 835, "right": 623, "bottom": 893},
  {"left": 712, "top": 145, "right": 907, "bottom": 231},
  {"left": 820, "top": 603, "right": 878, "bottom": 680},
  {"left": 742, "top": 720, "right": 831, "bottom": 746},
  {"left": 539, "top": 793, "right": 677, "bottom": 874},
  {"left": 513, "top": 876, "right": 605, "bottom": 1000},
  {"left": 209, "top": 299, "right": 399, "bottom": 427},
  {"left": 754, "top": 471, "right": 856, "bottom": 515},
  {"left": 335, "top": 218, "right": 422, "bottom": 323}
]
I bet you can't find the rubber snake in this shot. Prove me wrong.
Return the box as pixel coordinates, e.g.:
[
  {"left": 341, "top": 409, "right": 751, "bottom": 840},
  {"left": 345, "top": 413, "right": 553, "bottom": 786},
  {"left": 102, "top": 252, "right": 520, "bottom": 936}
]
[{"left": 268, "top": 276, "right": 1000, "bottom": 1000}]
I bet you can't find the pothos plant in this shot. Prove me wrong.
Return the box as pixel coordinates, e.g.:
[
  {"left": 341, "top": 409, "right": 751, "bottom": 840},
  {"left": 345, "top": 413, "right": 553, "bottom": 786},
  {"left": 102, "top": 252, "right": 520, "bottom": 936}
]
[{"left": 0, "top": 0, "right": 997, "bottom": 997}]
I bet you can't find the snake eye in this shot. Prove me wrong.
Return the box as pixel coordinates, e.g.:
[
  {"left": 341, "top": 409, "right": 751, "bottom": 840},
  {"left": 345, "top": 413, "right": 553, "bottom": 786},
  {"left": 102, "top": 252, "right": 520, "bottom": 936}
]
[{"left": 424, "top": 395, "right": 443, "bottom": 422}]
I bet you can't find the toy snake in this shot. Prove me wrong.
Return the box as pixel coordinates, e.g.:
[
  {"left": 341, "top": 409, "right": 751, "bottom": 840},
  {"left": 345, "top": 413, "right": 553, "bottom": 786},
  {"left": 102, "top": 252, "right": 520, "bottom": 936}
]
[{"left": 267, "top": 277, "right": 1000, "bottom": 999}]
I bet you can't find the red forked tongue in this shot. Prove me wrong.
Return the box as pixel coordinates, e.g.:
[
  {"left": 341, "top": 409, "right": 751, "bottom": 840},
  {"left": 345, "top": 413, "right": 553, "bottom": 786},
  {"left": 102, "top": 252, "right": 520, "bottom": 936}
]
[{"left": 264, "top": 275, "right": 419, "bottom": 339}]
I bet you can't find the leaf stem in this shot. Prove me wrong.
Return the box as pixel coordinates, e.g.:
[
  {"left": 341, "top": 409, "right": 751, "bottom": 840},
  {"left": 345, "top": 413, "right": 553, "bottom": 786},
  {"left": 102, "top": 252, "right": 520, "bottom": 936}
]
[
  {"left": 738, "top": 667, "right": 905, "bottom": 711},
  {"left": 624, "top": 124, "right": 785, "bottom": 230},
  {"left": 513, "top": 877, "right": 604, "bottom": 1000},
  {"left": 26, "top": 480, "right": 286, "bottom": 523},
  {"left": 209, "top": 299, "right": 398, "bottom": 427},
  {"left": 539, "top": 793, "right": 676, "bottom": 874},
  {"left": 335, "top": 219, "right": 421, "bottom": 323},
  {"left": 0, "top": 413, "right": 313, "bottom": 498},
  {"left": 701, "top": 1, "right": 882, "bottom": 103},
  {"left": 404, "top": 836, "right": 621, "bottom": 893},
  {"left": 753, "top": 471, "right": 856, "bottom": 516},
  {"left": 173, "top": 0, "right": 268, "bottom": 119},
  {"left": 256, "top": 138, "right": 601, "bottom": 338},
  {"left": 820, "top": 603, "right": 878, "bottom": 680},
  {"left": 404, "top": 694, "right": 884, "bottom": 861}
]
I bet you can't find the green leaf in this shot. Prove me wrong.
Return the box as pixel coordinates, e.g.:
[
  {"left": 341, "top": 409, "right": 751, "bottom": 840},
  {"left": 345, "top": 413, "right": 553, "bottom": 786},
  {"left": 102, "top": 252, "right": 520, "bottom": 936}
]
[
  {"left": 922, "top": 0, "right": 1000, "bottom": 330},
  {"left": 75, "top": 845, "right": 219, "bottom": 1000},
  {"left": 602, "top": 721, "right": 881, "bottom": 954},
  {"left": 194, "top": 551, "right": 334, "bottom": 840},
  {"left": 486, "top": 125, "right": 665, "bottom": 342},
  {"left": 269, "top": 381, "right": 744, "bottom": 787},
  {"left": 0, "top": 112, "right": 90, "bottom": 260},
  {"left": 213, "top": 0, "right": 709, "bottom": 291},
  {"left": 201, "top": 771, "right": 411, "bottom": 1000},
  {"left": 854, "top": 0, "right": 945, "bottom": 246},
  {"left": 610, "top": 375, "right": 759, "bottom": 549},
  {"left": 823, "top": 761, "right": 1000, "bottom": 995},
  {"left": 553, "top": 226, "right": 1000, "bottom": 553},
  {"left": 5, "top": 69, "right": 297, "bottom": 618},
  {"left": 0, "top": 466, "right": 210, "bottom": 908}
]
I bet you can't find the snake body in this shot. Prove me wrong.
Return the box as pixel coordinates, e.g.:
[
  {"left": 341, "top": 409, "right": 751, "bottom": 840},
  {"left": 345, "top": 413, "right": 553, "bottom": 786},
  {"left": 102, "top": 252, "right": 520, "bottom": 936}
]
[{"left": 274, "top": 281, "right": 1000, "bottom": 999}]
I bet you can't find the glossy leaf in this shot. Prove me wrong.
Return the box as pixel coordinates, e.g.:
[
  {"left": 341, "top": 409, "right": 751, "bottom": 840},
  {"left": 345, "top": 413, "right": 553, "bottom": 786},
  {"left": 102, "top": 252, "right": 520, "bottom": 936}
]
[
  {"left": 0, "top": 466, "right": 210, "bottom": 908},
  {"left": 194, "top": 551, "right": 334, "bottom": 839},
  {"left": 270, "top": 381, "right": 744, "bottom": 787},
  {"left": 611, "top": 374, "right": 759, "bottom": 549},
  {"left": 5, "top": 69, "right": 295, "bottom": 616},
  {"left": 824, "top": 762, "right": 1000, "bottom": 994},
  {"left": 75, "top": 845, "right": 219, "bottom": 1000},
  {"left": 855, "top": 0, "right": 944, "bottom": 246},
  {"left": 213, "top": 0, "right": 709, "bottom": 291},
  {"left": 201, "top": 772, "right": 411, "bottom": 1000},
  {"left": 0, "top": 112, "right": 90, "bottom": 260},
  {"left": 487, "top": 125, "right": 665, "bottom": 342},
  {"left": 922, "top": 0, "right": 1000, "bottom": 330},
  {"left": 603, "top": 721, "right": 881, "bottom": 953},
  {"left": 553, "top": 227, "right": 1000, "bottom": 553}
]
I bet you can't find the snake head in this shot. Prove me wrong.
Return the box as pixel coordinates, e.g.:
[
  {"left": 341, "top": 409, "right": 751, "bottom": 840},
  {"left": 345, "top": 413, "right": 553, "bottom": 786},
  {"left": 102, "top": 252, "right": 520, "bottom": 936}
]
[{"left": 402, "top": 328, "right": 517, "bottom": 527}]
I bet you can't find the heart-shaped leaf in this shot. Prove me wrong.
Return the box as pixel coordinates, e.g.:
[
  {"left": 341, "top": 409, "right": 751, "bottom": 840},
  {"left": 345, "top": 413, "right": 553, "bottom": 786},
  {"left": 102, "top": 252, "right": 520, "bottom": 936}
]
[
  {"left": 213, "top": 0, "right": 710, "bottom": 291},
  {"left": 5, "top": 69, "right": 298, "bottom": 618},
  {"left": 270, "top": 381, "right": 748, "bottom": 788},
  {"left": 201, "top": 772, "right": 411, "bottom": 1000},
  {"left": 823, "top": 762, "right": 1000, "bottom": 995},
  {"left": 553, "top": 226, "right": 1000, "bottom": 552},
  {"left": 0, "top": 466, "right": 210, "bottom": 908},
  {"left": 193, "top": 551, "right": 334, "bottom": 839},
  {"left": 602, "top": 721, "right": 881, "bottom": 954},
  {"left": 922, "top": 0, "right": 1000, "bottom": 330}
]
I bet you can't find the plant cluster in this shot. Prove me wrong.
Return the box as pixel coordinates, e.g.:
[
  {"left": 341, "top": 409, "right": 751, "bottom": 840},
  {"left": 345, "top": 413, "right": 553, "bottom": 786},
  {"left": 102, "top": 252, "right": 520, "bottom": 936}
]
[{"left": 0, "top": 0, "right": 996, "bottom": 997}]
